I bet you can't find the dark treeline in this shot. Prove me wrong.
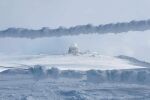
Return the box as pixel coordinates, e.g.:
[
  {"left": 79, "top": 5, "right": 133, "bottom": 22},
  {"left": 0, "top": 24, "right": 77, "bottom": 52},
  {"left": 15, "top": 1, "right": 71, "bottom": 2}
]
[{"left": 0, "top": 19, "right": 150, "bottom": 38}]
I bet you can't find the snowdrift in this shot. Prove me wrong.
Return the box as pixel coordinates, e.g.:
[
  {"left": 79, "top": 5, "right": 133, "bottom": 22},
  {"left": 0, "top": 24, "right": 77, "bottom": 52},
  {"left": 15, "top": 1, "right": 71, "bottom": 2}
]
[
  {"left": 86, "top": 68, "right": 150, "bottom": 84},
  {"left": 1, "top": 65, "right": 150, "bottom": 84}
]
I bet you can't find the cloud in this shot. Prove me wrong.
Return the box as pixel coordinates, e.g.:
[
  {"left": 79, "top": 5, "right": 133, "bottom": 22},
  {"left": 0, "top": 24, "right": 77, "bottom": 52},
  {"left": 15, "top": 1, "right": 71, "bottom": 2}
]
[{"left": 0, "top": 19, "right": 150, "bottom": 38}]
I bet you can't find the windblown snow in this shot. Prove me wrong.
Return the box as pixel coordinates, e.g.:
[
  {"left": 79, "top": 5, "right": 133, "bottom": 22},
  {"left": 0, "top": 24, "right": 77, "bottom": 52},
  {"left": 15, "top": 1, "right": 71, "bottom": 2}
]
[
  {"left": 0, "top": 54, "right": 145, "bottom": 71},
  {"left": 0, "top": 54, "right": 150, "bottom": 100}
]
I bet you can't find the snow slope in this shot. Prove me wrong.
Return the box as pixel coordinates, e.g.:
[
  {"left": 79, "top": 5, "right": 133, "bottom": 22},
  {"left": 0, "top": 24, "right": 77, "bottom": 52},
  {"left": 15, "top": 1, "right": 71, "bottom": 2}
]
[
  {"left": 0, "top": 66, "right": 150, "bottom": 100},
  {"left": 0, "top": 54, "right": 145, "bottom": 71},
  {"left": 0, "top": 54, "right": 150, "bottom": 100}
]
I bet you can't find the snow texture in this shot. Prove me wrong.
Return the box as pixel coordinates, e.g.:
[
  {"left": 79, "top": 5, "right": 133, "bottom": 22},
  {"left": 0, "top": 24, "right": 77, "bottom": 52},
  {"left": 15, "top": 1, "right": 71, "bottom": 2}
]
[
  {"left": 0, "top": 66, "right": 150, "bottom": 100},
  {"left": 0, "top": 54, "right": 145, "bottom": 71},
  {"left": 0, "top": 54, "right": 150, "bottom": 99}
]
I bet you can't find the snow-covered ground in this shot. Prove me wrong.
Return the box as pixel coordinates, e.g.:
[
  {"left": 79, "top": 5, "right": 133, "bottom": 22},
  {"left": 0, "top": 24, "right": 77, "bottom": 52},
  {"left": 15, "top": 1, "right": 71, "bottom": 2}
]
[
  {"left": 0, "top": 54, "right": 150, "bottom": 99},
  {"left": 1, "top": 66, "right": 150, "bottom": 100},
  {"left": 0, "top": 54, "right": 145, "bottom": 71}
]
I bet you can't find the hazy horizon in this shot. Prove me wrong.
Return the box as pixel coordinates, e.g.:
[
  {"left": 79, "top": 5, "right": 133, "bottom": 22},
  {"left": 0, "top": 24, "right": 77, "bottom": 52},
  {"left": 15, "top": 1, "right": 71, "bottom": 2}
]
[
  {"left": 0, "top": 0, "right": 150, "bottom": 62},
  {"left": 0, "top": 0, "right": 150, "bottom": 30}
]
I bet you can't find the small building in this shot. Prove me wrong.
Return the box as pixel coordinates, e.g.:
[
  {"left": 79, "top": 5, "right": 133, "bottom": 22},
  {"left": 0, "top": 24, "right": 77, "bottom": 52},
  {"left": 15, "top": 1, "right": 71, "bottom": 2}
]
[{"left": 68, "top": 43, "right": 79, "bottom": 55}]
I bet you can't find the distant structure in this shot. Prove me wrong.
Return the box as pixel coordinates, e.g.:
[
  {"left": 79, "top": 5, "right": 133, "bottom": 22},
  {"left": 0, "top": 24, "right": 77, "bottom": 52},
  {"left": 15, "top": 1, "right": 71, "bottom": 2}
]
[{"left": 68, "top": 43, "right": 79, "bottom": 55}]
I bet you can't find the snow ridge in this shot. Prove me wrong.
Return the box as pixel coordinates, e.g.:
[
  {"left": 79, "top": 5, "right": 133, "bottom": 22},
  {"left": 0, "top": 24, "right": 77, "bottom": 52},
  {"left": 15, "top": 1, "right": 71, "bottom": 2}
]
[{"left": 1, "top": 65, "right": 150, "bottom": 84}]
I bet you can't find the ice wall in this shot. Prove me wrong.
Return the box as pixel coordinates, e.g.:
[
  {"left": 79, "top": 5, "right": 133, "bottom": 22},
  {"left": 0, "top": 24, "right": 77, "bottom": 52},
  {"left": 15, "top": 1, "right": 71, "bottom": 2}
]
[{"left": 1, "top": 65, "right": 150, "bottom": 84}]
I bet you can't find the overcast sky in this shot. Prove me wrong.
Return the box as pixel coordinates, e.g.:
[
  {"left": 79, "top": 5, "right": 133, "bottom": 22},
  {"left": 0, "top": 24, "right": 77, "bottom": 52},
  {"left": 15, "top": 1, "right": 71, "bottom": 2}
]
[
  {"left": 0, "top": 0, "right": 150, "bottom": 62},
  {"left": 0, "top": 0, "right": 150, "bottom": 30}
]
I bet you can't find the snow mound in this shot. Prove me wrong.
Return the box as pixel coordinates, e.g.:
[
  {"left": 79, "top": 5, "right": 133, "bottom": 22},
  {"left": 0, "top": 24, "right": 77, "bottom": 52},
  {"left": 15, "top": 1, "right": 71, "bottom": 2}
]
[
  {"left": 117, "top": 55, "right": 150, "bottom": 67},
  {"left": 86, "top": 68, "right": 150, "bottom": 84},
  {"left": 1, "top": 68, "right": 30, "bottom": 74},
  {"left": 0, "top": 54, "right": 146, "bottom": 71},
  {"left": 1, "top": 65, "right": 150, "bottom": 84},
  {"left": 47, "top": 67, "right": 61, "bottom": 78}
]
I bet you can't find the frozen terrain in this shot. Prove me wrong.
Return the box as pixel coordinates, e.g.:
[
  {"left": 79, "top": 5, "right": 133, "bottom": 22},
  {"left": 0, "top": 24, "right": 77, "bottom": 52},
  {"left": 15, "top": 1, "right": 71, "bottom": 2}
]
[
  {"left": 0, "top": 0, "right": 150, "bottom": 99},
  {"left": 0, "top": 54, "right": 146, "bottom": 71},
  {"left": 0, "top": 54, "right": 150, "bottom": 100}
]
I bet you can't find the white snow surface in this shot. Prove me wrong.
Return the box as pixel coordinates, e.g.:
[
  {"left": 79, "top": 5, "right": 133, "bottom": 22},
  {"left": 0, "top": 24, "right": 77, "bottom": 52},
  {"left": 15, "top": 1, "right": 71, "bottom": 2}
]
[
  {"left": 0, "top": 66, "right": 150, "bottom": 100},
  {"left": 0, "top": 54, "right": 150, "bottom": 100},
  {"left": 0, "top": 54, "right": 145, "bottom": 71}
]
